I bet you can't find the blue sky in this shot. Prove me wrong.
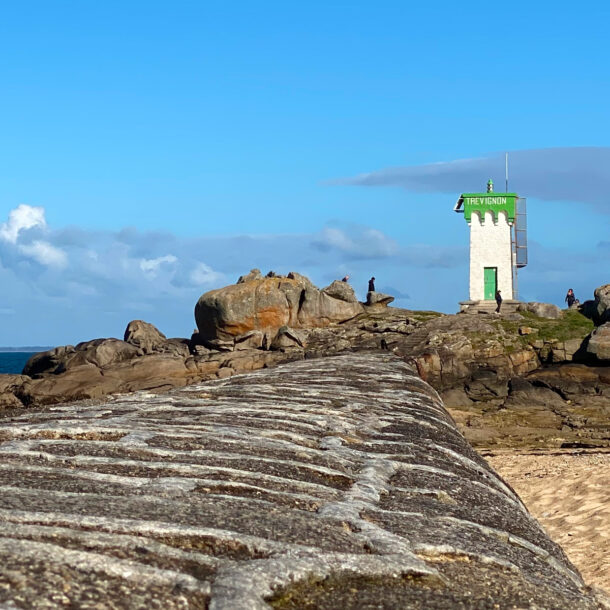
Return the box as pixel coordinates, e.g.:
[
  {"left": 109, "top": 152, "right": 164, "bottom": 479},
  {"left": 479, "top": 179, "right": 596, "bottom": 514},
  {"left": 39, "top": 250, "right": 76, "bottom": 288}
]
[{"left": 1, "top": 1, "right": 609, "bottom": 345}]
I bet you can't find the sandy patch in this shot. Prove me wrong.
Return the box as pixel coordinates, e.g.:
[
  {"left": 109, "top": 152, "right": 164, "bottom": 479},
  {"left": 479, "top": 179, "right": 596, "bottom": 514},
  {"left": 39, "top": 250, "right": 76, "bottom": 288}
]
[{"left": 485, "top": 450, "right": 610, "bottom": 595}]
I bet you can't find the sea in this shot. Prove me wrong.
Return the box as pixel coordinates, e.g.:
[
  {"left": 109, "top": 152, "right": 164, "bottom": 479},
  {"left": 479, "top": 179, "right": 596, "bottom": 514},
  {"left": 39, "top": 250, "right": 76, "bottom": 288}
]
[{"left": 0, "top": 352, "right": 39, "bottom": 375}]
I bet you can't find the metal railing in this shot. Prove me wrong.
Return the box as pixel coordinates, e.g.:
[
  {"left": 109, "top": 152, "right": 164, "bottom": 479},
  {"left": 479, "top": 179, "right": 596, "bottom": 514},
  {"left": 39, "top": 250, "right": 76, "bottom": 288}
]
[{"left": 514, "top": 197, "right": 528, "bottom": 268}]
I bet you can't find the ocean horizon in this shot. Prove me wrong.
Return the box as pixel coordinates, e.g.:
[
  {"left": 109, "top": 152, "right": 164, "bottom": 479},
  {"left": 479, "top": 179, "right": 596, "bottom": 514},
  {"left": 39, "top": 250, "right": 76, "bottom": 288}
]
[{"left": 0, "top": 352, "right": 42, "bottom": 375}]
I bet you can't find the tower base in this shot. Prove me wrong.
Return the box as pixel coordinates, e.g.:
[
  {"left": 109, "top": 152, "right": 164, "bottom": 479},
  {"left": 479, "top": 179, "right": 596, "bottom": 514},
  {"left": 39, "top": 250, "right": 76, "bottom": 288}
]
[{"left": 458, "top": 300, "right": 522, "bottom": 315}]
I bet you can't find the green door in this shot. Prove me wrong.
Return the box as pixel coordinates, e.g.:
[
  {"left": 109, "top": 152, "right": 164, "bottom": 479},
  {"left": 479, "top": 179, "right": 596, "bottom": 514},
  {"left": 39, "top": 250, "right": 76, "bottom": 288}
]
[{"left": 484, "top": 267, "right": 497, "bottom": 300}]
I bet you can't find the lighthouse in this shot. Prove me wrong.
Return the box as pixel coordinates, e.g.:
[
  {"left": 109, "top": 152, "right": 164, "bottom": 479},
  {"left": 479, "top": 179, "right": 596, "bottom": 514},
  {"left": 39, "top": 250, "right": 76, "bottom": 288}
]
[{"left": 454, "top": 180, "right": 527, "bottom": 312}]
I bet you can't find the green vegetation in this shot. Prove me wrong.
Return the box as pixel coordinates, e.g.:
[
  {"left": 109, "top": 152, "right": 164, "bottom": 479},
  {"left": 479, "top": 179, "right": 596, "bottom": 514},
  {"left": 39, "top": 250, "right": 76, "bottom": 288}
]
[
  {"left": 498, "top": 310, "right": 594, "bottom": 343},
  {"left": 464, "top": 310, "right": 593, "bottom": 353}
]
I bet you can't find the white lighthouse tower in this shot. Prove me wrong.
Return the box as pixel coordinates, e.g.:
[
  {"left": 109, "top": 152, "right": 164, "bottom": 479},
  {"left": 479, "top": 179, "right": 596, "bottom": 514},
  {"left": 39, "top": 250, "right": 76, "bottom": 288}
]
[{"left": 454, "top": 180, "right": 527, "bottom": 312}]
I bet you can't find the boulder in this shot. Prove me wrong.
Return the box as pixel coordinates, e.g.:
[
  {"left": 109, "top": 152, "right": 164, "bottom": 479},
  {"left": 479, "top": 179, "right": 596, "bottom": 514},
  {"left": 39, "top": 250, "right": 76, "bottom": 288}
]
[
  {"left": 237, "top": 268, "right": 263, "bottom": 284},
  {"left": 586, "top": 322, "right": 610, "bottom": 361},
  {"left": 287, "top": 271, "right": 315, "bottom": 287},
  {"left": 23, "top": 363, "right": 113, "bottom": 405},
  {"left": 296, "top": 285, "right": 363, "bottom": 327},
  {"left": 0, "top": 374, "right": 30, "bottom": 408},
  {"left": 22, "top": 345, "right": 76, "bottom": 377},
  {"left": 124, "top": 320, "right": 167, "bottom": 353},
  {"left": 100, "top": 354, "right": 191, "bottom": 392},
  {"left": 593, "top": 283, "right": 610, "bottom": 324},
  {"left": 23, "top": 354, "right": 193, "bottom": 406},
  {"left": 464, "top": 369, "right": 509, "bottom": 401},
  {"left": 234, "top": 330, "right": 264, "bottom": 351},
  {"left": 366, "top": 291, "right": 395, "bottom": 307},
  {"left": 23, "top": 340, "right": 140, "bottom": 377},
  {"left": 159, "top": 338, "right": 191, "bottom": 358},
  {"left": 195, "top": 273, "right": 363, "bottom": 341},
  {"left": 519, "top": 302, "right": 562, "bottom": 319},
  {"left": 270, "top": 326, "right": 306, "bottom": 350},
  {"left": 321, "top": 280, "right": 359, "bottom": 303},
  {"left": 59, "top": 339, "right": 141, "bottom": 371}
]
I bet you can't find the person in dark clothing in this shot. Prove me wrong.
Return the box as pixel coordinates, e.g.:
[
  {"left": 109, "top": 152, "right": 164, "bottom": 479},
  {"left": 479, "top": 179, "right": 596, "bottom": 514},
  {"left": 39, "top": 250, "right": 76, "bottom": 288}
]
[
  {"left": 565, "top": 288, "right": 576, "bottom": 308},
  {"left": 341, "top": 275, "right": 350, "bottom": 282},
  {"left": 368, "top": 277, "right": 376, "bottom": 292},
  {"left": 495, "top": 289, "right": 502, "bottom": 313}
]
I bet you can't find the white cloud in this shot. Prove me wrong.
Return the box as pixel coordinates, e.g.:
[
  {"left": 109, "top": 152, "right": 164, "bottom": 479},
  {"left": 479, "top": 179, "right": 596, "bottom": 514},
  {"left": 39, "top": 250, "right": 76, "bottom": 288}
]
[
  {"left": 318, "top": 227, "right": 355, "bottom": 251},
  {"left": 0, "top": 204, "right": 47, "bottom": 243},
  {"left": 0, "top": 203, "right": 489, "bottom": 344},
  {"left": 18, "top": 240, "right": 68, "bottom": 268},
  {"left": 140, "top": 254, "right": 178, "bottom": 277},
  {"left": 190, "top": 262, "right": 225, "bottom": 286},
  {"left": 313, "top": 225, "right": 399, "bottom": 259}
]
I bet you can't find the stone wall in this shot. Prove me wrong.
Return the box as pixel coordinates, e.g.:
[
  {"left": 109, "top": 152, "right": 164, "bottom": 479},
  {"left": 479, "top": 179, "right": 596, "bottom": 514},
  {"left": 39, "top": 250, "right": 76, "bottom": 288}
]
[{"left": 0, "top": 353, "right": 601, "bottom": 608}]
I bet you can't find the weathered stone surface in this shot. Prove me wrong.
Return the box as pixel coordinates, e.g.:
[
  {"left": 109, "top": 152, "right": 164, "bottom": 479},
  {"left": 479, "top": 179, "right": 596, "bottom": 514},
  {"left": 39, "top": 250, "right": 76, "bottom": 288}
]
[
  {"left": 23, "top": 339, "right": 140, "bottom": 377},
  {"left": 233, "top": 330, "right": 265, "bottom": 351},
  {"left": 0, "top": 354, "right": 600, "bottom": 609},
  {"left": 321, "top": 279, "right": 359, "bottom": 303},
  {"left": 593, "top": 284, "right": 610, "bottom": 324},
  {"left": 124, "top": 319, "right": 167, "bottom": 353},
  {"left": 286, "top": 271, "right": 315, "bottom": 287},
  {"left": 195, "top": 273, "right": 363, "bottom": 341},
  {"left": 0, "top": 375, "right": 30, "bottom": 409},
  {"left": 23, "top": 363, "right": 112, "bottom": 405},
  {"left": 450, "top": 363, "right": 610, "bottom": 450},
  {"left": 270, "top": 326, "right": 306, "bottom": 350},
  {"left": 9, "top": 276, "right": 607, "bottom": 454},
  {"left": 366, "top": 291, "right": 395, "bottom": 307},
  {"left": 237, "top": 268, "right": 263, "bottom": 283},
  {"left": 21, "top": 344, "right": 76, "bottom": 377},
  {"left": 586, "top": 323, "right": 610, "bottom": 361},
  {"left": 519, "top": 302, "right": 563, "bottom": 319}
]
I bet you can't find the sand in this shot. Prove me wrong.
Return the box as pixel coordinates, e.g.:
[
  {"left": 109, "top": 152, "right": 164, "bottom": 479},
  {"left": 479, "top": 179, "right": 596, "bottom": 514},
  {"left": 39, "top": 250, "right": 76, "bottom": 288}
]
[{"left": 485, "top": 450, "right": 610, "bottom": 595}]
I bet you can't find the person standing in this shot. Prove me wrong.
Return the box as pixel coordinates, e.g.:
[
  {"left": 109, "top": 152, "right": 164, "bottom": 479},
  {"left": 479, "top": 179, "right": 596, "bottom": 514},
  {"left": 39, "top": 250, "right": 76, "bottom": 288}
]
[
  {"left": 368, "top": 277, "right": 376, "bottom": 292},
  {"left": 565, "top": 288, "right": 576, "bottom": 308},
  {"left": 495, "top": 289, "right": 502, "bottom": 313}
]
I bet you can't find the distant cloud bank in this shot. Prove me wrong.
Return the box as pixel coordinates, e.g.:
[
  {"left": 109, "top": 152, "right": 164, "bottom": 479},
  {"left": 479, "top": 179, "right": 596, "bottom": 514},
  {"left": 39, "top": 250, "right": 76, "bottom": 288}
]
[
  {"left": 0, "top": 204, "right": 449, "bottom": 344},
  {"left": 335, "top": 147, "right": 610, "bottom": 213}
]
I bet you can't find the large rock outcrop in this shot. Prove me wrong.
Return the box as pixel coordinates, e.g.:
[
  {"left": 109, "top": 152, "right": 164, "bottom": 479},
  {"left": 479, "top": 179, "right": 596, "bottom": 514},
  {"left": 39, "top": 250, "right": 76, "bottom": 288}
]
[
  {"left": 194, "top": 270, "right": 363, "bottom": 344},
  {"left": 2, "top": 276, "right": 608, "bottom": 452},
  {"left": 580, "top": 284, "right": 610, "bottom": 362},
  {"left": 15, "top": 326, "right": 194, "bottom": 406},
  {"left": 518, "top": 302, "right": 563, "bottom": 319},
  {"left": 0, "top": 353, "right": 603, "bottom": 608},
  {"left": 586, "top": 323, "right": 610, "bottom": 361},
  {"left": 593, "top": 284, "right": 610, "bottom": 323}
]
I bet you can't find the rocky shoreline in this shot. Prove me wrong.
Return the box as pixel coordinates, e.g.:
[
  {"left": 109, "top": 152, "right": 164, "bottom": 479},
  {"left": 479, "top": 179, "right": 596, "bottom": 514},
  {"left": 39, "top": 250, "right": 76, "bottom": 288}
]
[
  {"left": 1, "top": 272, "right": 609, "bottom": 450},
  {"left": 0, "top": 272, "right": 608, "bottom": 607}
]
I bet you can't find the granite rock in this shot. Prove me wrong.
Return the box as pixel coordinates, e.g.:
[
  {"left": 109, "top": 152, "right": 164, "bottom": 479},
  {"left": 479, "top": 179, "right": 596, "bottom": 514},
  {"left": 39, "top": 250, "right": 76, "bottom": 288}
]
[
  {"left": 194, "top": 273, "right": 363, "bottom": 341},
  {"left": 586, "top": 322, "right": 610, "bottom": 361},
  {"left": 0, "top": 353, "right": 601, "bottom": 609}
]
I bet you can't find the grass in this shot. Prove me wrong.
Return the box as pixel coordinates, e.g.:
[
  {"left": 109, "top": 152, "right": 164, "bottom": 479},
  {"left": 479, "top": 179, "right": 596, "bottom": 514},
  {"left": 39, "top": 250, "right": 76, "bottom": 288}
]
[
  {"left": 498, "top": 310, "right": 594, "bottom": 343},
  {"left": 464, "top": 310, "right": 593, "bottom": 352}
]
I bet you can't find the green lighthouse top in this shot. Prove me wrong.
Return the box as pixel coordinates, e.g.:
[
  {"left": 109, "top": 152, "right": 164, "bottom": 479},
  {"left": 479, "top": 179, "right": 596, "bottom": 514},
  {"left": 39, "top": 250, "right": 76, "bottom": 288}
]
[{"left": 453, "top": 180, "right": 518, "bottom": 223}]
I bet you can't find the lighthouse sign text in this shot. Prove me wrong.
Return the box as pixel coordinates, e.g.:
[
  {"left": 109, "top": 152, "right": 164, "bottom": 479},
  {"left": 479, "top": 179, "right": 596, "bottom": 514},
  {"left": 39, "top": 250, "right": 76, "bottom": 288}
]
[
  {"left": 461, "top": 192, "right": 517, "bottom": 223},
  {"left": 464, "top": 196, "right": 508, "bottom": 206}
]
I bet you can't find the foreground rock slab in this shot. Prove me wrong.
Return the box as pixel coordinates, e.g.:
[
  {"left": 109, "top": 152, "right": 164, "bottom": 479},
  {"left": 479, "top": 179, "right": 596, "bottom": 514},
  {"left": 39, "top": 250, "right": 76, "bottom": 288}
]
[{"left": 0, "top": 354, "right": 602, "bottom": 608}]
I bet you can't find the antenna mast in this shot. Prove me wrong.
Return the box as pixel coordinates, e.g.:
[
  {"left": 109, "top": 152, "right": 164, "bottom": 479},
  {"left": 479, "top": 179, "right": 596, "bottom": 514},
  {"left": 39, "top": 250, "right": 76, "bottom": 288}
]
[{"left": 505, "top": 152, "right": 509, "bottom": 192}]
